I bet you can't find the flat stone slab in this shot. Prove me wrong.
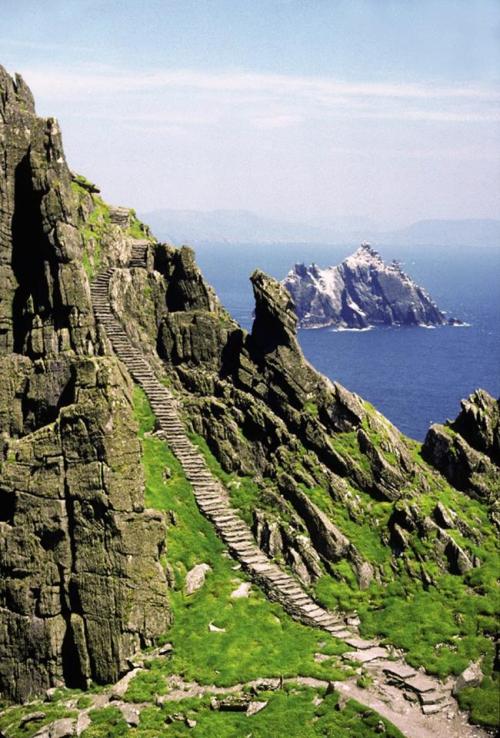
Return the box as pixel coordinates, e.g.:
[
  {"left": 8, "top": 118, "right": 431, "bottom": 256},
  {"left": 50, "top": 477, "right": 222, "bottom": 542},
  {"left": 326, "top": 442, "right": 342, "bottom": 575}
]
[
  {"left": 345, "top": 637, "right": 375, "bottom": 650},
  {"left": 419, "top": 690, "right": 446, "bottom": 705},
  {"left": 422, "top": 702, "right": 448, "bottom": 715},
  {"left": 344, "top": 647, "right": 388, "bottom": 663},
  {"left": 403, "top": 674, "right": 437, "bottom": 693},
  {"left": 381, "top": 662, "right": 417, "bottom": 680},
  {"left": 246, "top": 700, "right": 268, "bottom": 716},
  {"left": 328, "top": 629, "right": 352, "bottom": 640},
  {"left": 314, "top": 653, "right": 332, "bottom": 663}
]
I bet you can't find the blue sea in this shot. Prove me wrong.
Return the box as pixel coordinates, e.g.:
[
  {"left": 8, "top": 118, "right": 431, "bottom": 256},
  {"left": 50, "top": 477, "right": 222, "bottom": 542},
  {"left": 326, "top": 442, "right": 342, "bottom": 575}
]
[{"left": 192, "top": 243, "right": 500, "bottom": 441}]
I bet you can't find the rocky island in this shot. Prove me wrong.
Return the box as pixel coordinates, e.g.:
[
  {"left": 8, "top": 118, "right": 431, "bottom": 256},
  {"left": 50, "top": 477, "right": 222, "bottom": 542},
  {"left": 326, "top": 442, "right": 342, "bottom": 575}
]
[
  {"left": 0, "top": 65, "right": 498, "bottom": 738},
  {"left": 282, "top": 243, "right": 461, "bottom": 329}
]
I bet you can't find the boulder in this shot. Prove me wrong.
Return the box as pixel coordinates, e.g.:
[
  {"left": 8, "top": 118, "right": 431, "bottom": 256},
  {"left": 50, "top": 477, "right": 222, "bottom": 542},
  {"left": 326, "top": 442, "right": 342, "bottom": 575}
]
[
  {"left": 452, "top": 661, "right": 483, "bottom": 695},
  {"left": 185, "top": 563, "right": 211, "bottom": 595}
]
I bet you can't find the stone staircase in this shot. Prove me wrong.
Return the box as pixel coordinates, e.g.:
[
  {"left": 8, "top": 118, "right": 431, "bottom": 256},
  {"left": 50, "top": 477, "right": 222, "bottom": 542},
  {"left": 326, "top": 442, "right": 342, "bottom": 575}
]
[
  {"left": 90, "top": 256, "right": 455, "bottom": 717},
  {"left": 91, "top": 264, "right": 351, "bottom": 637},
  {"left": 128, "top": 241, "right": 149, "bottom": 268}
]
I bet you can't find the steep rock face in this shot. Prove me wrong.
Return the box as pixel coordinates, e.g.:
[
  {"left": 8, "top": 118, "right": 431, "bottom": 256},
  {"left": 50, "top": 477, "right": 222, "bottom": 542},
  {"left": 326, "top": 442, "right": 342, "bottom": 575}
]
[
  {"left": 0, "top": 67, "right": 95, "bottom": 357},
  {"left": 282, "top": 244, "right": 457, "bottom": 329},
  {"left": 157, "top": 246, "right": 241, "bottom": 373},
  {"left": 452, "top": 390, "right": 500, "bottom": 465},
  {"left": 0, "top": 358, "right": 169, "bottom": 702},
  {"left": 0, "top": 66, "right": 169, "bottom": 702},
  {"left": 422, "top": 390, "right": 500, "bottom": 505}
]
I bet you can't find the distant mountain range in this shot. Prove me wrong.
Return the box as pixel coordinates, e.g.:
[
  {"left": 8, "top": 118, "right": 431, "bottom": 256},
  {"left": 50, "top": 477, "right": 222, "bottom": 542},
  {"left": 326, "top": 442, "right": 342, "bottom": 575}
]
[{"left": 140, "top": 209, "right": 500, "bottom": 248}]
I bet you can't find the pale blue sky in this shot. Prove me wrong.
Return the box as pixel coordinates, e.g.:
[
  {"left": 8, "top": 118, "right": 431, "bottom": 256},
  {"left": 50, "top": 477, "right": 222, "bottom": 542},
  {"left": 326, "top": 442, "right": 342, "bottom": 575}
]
[{"left": 2, "top": 0, "right": 499, "bottom": 226}]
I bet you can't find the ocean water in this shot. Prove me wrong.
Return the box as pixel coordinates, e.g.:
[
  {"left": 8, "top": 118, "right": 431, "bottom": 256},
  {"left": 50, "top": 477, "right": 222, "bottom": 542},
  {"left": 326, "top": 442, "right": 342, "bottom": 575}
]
[{"left": 192, "top": 242, "right": 500, "bottom": 441}]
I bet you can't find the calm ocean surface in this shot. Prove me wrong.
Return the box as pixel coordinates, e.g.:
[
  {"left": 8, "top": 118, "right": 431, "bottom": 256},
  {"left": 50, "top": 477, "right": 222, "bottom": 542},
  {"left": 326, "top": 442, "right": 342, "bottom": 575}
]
[{"left": 192, "top": 243, "right": 500, "bottom": 441}]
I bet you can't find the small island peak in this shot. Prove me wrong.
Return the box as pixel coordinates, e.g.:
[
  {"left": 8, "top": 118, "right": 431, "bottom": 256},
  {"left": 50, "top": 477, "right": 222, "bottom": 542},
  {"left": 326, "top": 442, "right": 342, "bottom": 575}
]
[{"left": 282, "top": 245, "right": 461, "bottom": 329}]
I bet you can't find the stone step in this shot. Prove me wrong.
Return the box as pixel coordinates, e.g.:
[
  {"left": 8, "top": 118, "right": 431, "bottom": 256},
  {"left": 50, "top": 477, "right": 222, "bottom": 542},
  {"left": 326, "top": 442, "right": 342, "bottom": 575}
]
[
  {"left": 381, "top": 663, "right": 417, "bottom": 681},
  {"left": 325, "top": 620, "right": 349, "bottom": 631},
  {"left": 327, "top": 629, "right": 352, "bottom": 640},
  {"left": 403, "top": 675, "right": 437, "bottom": 694},
  {"left": 421, "top": 703, "right": 449, "bottom": 715},
  {"left": 91, "top": 269, "right": 371, "bottom": 647},
  {"left": 419, "top": 690, "right": 447, "bottom": 706},
  {"left": 343, "top": 647, "right": 388, "bottom": 664},
  {"left": 300, "top": 605, "right": 326, "bottom": 617},
  {"left": 344, "top": 637, "right": 375, "bottom": 651}
]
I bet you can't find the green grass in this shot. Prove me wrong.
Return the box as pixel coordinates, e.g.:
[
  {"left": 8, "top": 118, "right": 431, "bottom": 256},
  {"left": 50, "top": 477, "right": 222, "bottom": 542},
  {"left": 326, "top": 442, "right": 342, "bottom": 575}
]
[
  {"left": 72, "top": 180, "right": 111, "bottom": 279},
  {"left": 458, "top": 675, "right": 500, "bottom": 728},
  {"left": 0, "top": 704, "right": 76, "bottom": 738},
  {"left": 132, "top": 386, "right": 352, "bottom": 694},
  {"left": 144, "top": 688, "right": 405, "bottom": 738},
  {"left": 81, "top": 706, "right": 129, "bottom": 738}
]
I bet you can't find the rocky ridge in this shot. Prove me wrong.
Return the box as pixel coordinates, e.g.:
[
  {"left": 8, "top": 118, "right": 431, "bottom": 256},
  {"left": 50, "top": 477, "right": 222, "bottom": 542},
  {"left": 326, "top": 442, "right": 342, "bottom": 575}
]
[{"left": 282, "top": 243, "right": 460, "bottom": 329}]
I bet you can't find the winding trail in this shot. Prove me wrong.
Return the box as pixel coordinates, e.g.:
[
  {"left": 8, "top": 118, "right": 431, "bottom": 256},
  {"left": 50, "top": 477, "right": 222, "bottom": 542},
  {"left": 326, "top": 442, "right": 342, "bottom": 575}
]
[{"left": 87, "top": 245, "right": 487, "bottom": 738}]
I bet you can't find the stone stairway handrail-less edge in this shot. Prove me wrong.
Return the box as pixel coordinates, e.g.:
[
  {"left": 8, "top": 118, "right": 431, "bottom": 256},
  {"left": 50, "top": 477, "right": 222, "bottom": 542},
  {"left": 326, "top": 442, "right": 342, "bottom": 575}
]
[{"left": 89, "top": 244, "right": 461, "bottom": 724}]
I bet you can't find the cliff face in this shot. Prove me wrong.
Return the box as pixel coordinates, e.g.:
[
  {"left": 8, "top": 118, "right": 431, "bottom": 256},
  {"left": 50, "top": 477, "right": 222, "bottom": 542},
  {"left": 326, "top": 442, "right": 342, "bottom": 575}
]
[
  {"left": 282, "top": 244, "right": 457, "bottom": 329},
  {"left": 0, "top": 66, "right": 169, "bottom": 702}
]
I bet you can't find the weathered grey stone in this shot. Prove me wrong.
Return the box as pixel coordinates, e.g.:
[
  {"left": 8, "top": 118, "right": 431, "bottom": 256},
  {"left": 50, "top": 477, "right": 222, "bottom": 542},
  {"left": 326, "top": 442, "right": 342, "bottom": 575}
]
[
  {"left": 452, "top": 661, "right": 483, "bottom": 695},
  {"left": 246, "top": 700, "right": 268, "bottom": 716},
  {"left": 185, "top": 563, "right": 211, "bottom": 595}
]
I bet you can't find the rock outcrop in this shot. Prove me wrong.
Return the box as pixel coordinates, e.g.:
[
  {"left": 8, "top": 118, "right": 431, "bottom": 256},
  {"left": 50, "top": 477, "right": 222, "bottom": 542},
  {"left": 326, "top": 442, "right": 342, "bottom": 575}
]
[
  {"left": 282, "top": 243, "right": 460, "bottom": 329},
  {"left": 0, "top": 65, "right": 169, "bottom": 702},
  {"left": 422, "top": 390, "right": 500, "bottom": 505}
]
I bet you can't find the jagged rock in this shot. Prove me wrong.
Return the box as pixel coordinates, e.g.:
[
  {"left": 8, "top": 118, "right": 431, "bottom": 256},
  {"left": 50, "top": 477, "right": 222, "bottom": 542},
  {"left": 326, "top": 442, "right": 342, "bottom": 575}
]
[
  {"left": 185, "top": 563, "right": 211, "bottom": 595},
  {"left": 0, "top": 358, "right": 169, "bottom": 702},
  {"left": 279, "top": 475, "right": 350, "bottom": 562},
  {"left": 452, "top": 661, "right": 483, "bottom": 695},
  {"left": 282, "top": 243, "right": 458, "bottom": 329},
  {"left": 433, "top": 502, "right": 455, "bottom": 529},
  {"left": 440, "top": 533, "right": 474, "bottom": 575},
  {"left": 452, "top": 389, "right": 500, "bottom": 464},
  {"left": 0, "top": 65, "right": 95, "bottom": 359},
  {"left": 423, "top": 412, "right": 499, "bottom": 502},
  {"left": 353, "top": 559, "right": 375, "bottom": 590}
]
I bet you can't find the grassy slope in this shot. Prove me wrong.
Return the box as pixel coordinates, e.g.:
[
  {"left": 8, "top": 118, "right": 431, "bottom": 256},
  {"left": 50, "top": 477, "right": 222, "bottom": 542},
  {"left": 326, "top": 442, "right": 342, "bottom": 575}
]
[{"left": 189, "top": 416, "right": 499, "bottom": 728}]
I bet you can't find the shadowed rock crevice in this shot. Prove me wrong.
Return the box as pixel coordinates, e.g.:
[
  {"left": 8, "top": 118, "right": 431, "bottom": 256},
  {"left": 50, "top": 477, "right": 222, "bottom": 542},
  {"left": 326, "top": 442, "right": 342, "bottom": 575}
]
[{"left": 11, "top": 152, "right": 54, "bottom": 355}]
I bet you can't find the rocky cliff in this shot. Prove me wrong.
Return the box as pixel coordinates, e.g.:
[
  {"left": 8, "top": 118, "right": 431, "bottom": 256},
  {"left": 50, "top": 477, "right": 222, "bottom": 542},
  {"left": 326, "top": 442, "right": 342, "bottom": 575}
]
[
  {"left": 282, "top": 243, "right": 459, "bottom": 329},
  {"left": 1, "top": 65, "right": 498, "bottom": 726},
  {"left": 0, "top": 66, "right": 169, "bottom": 702}
]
